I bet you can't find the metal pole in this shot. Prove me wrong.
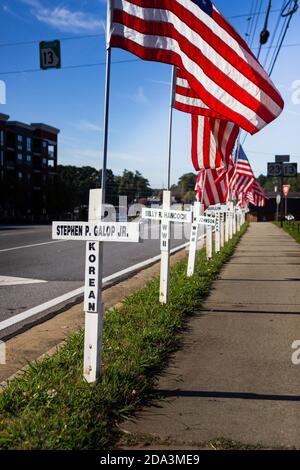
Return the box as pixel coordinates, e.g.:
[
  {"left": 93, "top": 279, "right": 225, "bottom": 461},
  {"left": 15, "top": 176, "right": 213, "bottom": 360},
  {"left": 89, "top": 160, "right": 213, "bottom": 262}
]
[
  {"left": 159, "top": 66, "right": 175, "bottom": 303},
  {"left": 167, "top": 66, "right": 176, "bottom": 190},
  {"left": 101, "top": 47, "right": 112, "bottom": 197}
]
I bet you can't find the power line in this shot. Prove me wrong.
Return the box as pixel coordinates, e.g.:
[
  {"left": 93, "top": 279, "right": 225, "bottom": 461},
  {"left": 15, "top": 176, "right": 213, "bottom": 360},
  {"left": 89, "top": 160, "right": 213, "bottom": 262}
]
[
  {"left": 0, "top": 58, "right": 140, "bottom": 76},
  {"left": 1, "top": 40, "right": 300, "bottom": 77},
  {"left": 263, "top": 0, "right": 286, "bottom": 68},
  {"left": 0, "top": 33, "right": 104, "bottom": 49},
  {"left": 250, "top": 0, "right": 264, "bottom": 49}
]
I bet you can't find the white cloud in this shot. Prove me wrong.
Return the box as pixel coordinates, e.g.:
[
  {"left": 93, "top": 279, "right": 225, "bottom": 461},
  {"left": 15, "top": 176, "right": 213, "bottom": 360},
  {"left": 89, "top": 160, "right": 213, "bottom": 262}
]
[
  {"left": 73, "top": 120, "right": 104, "bottom": 132},
  {"left": 118, "top": 86, "right": 150, "bottom": 105},
  {"left": 20, "top": 0, "right": 104, "bottom": 33}
]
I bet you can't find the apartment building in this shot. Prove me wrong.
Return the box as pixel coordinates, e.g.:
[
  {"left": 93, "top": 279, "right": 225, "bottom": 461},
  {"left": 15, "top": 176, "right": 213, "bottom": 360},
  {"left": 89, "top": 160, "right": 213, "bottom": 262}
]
[{"left": 0, "top": 113, "right": 59, "bottom": 221}]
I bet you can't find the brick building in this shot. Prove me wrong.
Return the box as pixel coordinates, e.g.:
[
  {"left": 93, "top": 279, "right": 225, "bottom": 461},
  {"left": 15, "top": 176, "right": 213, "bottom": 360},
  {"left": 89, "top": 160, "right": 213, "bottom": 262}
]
[{"left": 0, "top": 113, "right": 59, "bottom": 221}]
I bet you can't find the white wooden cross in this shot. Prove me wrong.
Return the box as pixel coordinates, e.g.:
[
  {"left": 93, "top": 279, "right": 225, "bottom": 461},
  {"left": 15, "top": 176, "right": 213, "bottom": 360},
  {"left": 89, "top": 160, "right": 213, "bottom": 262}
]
[
  {"left": 142, "top": 190, "right": 192, "bottom": 304},
  {"left": 187, "top": 204, "right": 217, "bottom": 277},
  {"left": 52, "top": 189, "right": 140, "bottom": 383}
]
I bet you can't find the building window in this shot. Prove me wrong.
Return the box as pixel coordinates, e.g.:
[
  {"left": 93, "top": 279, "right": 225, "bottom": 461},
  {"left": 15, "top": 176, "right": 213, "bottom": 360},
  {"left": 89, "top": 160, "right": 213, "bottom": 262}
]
[
  {"left": 48, "top": 144, "right": 55, "bottom": 158},
  {"left": 42, "top": 158, "right": 47, "bottom": 166},
  {"left": 26, "top": 155, "right": 32, "bottom": 164},
  {"left": 17, "top": 135, "right": 23, "bottom": 150},
  {"left": 27, "top": 173, "right": 31, "bottom": 182},
  {"left": 0, "top": 151, "right": 3, "bottom": 166},
  {"left": 48, "top": 159, "right": 54, "bottom": 168},
  {"left": 17, "top": 153, "right": 23, "bottom": 162},
  {"left": 42, "top": 141, "right": 47, "bottom": 149},
  {"left": 26, "top": 137, "right": 31, "bottom": 152},
  {"left": 0, "top": 131, "right": 3, "bottom": 146},
  {"left": 18, "top": 171, "right": 22, "bottom": 180}
]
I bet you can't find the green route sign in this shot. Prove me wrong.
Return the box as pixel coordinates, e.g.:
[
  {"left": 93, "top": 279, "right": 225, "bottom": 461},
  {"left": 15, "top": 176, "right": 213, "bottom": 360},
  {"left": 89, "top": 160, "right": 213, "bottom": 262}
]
[{"left": 39, "top": 40, "right": 61, "bottom": 70}]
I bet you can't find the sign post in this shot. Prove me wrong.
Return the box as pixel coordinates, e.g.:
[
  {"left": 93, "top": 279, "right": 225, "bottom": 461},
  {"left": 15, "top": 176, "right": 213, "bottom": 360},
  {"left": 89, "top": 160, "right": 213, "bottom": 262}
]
[{"left": 142, "top": 203, "right": 192, "bottom": 302}]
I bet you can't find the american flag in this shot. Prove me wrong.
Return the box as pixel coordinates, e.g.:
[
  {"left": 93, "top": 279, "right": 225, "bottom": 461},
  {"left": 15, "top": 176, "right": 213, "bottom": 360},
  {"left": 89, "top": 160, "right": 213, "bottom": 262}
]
[
  {"left": 195, "top": 168, "right": 229, "bottom": 210},
  {"left": 109, "top": 0, "right": 284, "bottom": 134},
  {"left": 246, "top": 180, "right": 267, "bottom": 207},
  {"left": 230, "top": 146, "right": 255, "bottom": 198},
  {"left": 191, "top": 114, "right": 239, "bottom": 170}
]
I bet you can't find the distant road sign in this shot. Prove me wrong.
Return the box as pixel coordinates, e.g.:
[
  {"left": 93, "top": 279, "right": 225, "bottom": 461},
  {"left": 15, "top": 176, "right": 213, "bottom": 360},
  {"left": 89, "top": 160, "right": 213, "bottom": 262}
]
[
  {"left": 275, "top": 155, "right": 290, "bottom": 163},
  {"left": 283, "top": 163, "right": 297, "bottom": 177},
  {"left": 282, "top": 185, "right": 291, "bottom": 197},
  {"left": 268, "top": 162, "right": 283, "bottom": 177},
  {"left": 40, "top": 40, "right": 61, "bottom": 70}
]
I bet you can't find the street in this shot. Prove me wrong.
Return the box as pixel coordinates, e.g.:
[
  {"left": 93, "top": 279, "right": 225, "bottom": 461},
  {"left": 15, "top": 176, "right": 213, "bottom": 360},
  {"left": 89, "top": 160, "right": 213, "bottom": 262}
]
[{"left": 0, "top": 223, "right": 193, "bottom": 338}]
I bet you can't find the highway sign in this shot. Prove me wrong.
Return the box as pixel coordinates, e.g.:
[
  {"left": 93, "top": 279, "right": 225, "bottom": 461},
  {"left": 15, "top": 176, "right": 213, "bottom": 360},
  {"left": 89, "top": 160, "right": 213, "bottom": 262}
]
[
  {"left": 283, "top": 163, "right": 297, "bottom": 177},
  {"left": 40, "top": 40, "right": 61, "bottom": 69},
  {"left": 268, "top": 162, "right": 283, "bottom": 177},
  {"left": 275, "top": 155, "right": 290, "bottom": 163}
]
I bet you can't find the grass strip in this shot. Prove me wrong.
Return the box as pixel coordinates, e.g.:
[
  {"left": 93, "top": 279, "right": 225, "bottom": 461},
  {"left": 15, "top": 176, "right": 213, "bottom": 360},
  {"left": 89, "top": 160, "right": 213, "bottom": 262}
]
[
  {"left": 0, "top": 224, "right": 248, "bottom": 450},
  {"left": 274, "top": 221, "right": 300, "bottom": 244}
]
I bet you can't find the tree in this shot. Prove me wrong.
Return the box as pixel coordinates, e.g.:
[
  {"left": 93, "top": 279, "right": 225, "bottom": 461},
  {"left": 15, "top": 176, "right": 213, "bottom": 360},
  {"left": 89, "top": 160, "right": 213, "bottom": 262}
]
[{"left": 178, "top": 173, "right": 197, "bottom": 193}]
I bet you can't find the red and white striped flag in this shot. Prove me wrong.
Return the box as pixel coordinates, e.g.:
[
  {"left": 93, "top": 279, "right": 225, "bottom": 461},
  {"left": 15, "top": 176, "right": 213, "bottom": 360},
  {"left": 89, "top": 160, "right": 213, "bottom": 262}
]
[
  {"left": 109, "top": 0, "right": 284, "bottom": 134},
  {"left": 191, "top": 114, "right": 239, "bottom": 170},
  {"left": 175, "top": 67, "right": 239, "bottom": 170},
  {"left": 246, "top": 180, "right": 267, "bottom": 207},
  {"left": 230, "top": 146, "right": 255, "bottom": 198},
  {"left": 195, "top": 168, "right": 229, "bottom": 210}
]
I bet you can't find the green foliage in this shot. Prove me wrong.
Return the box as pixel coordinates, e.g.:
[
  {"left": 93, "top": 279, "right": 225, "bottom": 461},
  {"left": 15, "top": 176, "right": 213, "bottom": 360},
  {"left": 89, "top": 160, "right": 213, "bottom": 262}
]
[
  {"left": 258, "top": 173, "right": 300, "bottom": 192},
  {"left": 46, "top": 166, "right": 152, "bottom": 217},
  {"left": 0, "top": 225, "right": 248, "bottom": 450},
  {"left": 275, "top": 221, "right": 300, "bottom": 244}
]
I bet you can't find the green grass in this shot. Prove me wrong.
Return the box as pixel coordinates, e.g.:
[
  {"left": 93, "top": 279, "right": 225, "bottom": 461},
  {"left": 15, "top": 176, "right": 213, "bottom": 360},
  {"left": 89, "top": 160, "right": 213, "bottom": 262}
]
[
  {"left": 274, "top": 221, "right": 300, "bottom": 244},
  {"left": 0, "top": 225, "right": 248, "bottom": 450}
]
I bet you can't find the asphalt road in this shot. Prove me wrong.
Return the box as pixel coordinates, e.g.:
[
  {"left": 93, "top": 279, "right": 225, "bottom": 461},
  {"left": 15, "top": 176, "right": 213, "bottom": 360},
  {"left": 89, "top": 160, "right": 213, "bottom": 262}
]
[{"left": 0, "top": 222, "right": 195, "bottom": 336}]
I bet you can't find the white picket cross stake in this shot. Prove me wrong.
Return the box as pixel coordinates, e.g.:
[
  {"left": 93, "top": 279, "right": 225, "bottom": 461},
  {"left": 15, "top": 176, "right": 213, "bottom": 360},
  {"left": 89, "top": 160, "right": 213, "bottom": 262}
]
[
  {"left": 220, "top": 212, "right": 225, "bottom": 248},
  {"left": 233, "top": 210, "right": 237, "bottom": 235},
  {"left": 84, "top": 189, "right": 103, "bottom": 383},
  {"left": 52, "top": 189, "right": 141, "bottom": 383},
  {"left": 237, "top": 210, "right": 241, "bottom": 232},
  {"left": 225, "top": 211, "right": 229, "bottom": 243},
  {"left": 187, "top": 207, "right": 216, "bottom": 275},
  {"left": 206, "top": 225, "right": 213, "bottom": 259},
  {"left": 160, "top": 190, "right": 171, "bottom": 304},
  {"left": 229, "top": 210, "right": 233, "bottom": 239},
  {"left": 142, "top": 191, "right": 192, "bottom": 303},
  {"left": 215, "top": 212, "right": 221, "bottom": 254},
  {"left": 187, "top": 201, "right": 202, "bottom": 278}
]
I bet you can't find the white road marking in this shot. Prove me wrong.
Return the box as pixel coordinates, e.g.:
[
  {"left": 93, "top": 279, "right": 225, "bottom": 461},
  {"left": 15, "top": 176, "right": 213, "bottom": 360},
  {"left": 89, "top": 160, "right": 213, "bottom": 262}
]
[
  {"left": 0, "top": 240, "right": 65, "bottom": 253},
  {"left": 0, "top": 239, "right": 205, "bottom": 333},
  {"left": 0, "top": 276, "right": 47, "bottom": 287}
]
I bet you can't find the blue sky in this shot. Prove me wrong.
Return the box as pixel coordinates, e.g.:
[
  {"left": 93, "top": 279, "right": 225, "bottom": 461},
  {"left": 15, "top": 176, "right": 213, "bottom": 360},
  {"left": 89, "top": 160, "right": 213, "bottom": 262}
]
[{"left": 0, "top": 0, "right": 299, "bottom": 187}]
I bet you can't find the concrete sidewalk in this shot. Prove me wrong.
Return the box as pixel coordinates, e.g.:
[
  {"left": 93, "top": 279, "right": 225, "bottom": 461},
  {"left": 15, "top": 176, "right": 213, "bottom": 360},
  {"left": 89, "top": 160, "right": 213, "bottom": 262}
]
[{"left": 121, "top": 223, "right": 300, "bottom": 449}]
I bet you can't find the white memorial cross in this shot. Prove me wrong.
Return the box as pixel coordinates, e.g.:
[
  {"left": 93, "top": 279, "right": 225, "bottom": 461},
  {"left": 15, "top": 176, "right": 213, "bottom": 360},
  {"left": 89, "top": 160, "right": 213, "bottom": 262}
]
[
  {"left": 52, "top": 189, "right": 140, "bottom": 383},
  {"left": 142, "top": 191, "right": 192, "bottom": 304},
  {"left": 187, "top": 204, "right": 217, "bottom": 277}
]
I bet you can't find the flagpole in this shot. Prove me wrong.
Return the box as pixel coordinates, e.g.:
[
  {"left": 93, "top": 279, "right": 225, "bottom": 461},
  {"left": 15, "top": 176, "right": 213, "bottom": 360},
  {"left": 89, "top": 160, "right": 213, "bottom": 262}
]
[
  {"left": 160, "top": 66, "right": 175, "bottom": 303},
  {"left": 167, "top": 66, "right": 176, "bottom": 190},
  {"left": 101, "top": 46, "right": 111, "bottom": 195}
]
